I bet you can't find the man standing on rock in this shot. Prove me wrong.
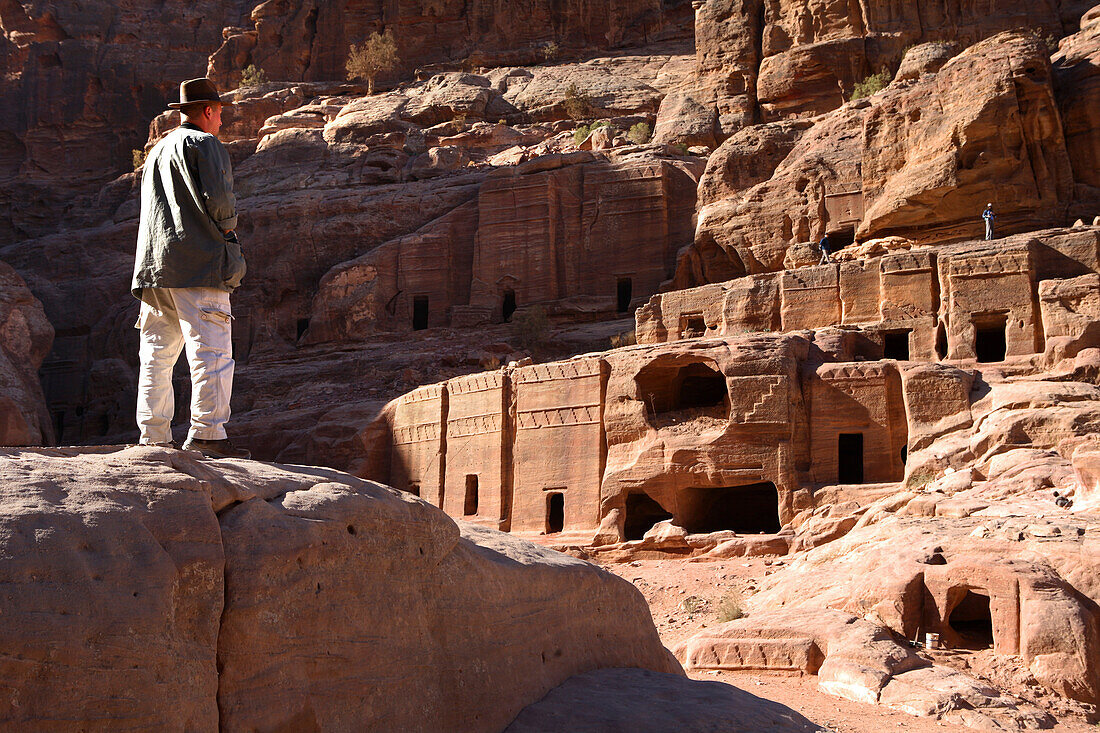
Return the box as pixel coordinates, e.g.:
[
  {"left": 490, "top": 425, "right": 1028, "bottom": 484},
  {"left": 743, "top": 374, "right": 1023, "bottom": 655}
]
[
  {"left": 131, "top": 78, "right": 250, "bottom": 459},
  {"left": 983, "top": 203, "right": 996, "bottom": 240}
]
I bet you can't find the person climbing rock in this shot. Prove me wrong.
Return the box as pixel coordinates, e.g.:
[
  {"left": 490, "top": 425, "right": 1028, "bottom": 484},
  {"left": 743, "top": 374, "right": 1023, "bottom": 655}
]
[
  {"left": 131, "top": 77, "right": 250, "bottom": 459},
  {"left": 983, "top": 203, "right": 996, "bottom": 240},
  {"left": 818, "top": 232, "right": 833, "bottom": 265}
]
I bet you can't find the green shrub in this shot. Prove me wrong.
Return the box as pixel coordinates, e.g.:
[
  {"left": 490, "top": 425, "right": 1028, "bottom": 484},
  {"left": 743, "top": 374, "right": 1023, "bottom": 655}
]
[
  {"left": 239, "top": 64, "right": 268, "bottom": 88},
  {"left": 513, "top": 306, "right": 550, "bottom": 347},
  {"left": 347, "top": 30, "right": 399, "bottom": 94},
  {"left": 573, "top": 124, "right": 591, "bottom": 145},
  {"left": 627, "top": 122, "right": 651, "bottom": 144},
  {"left": 563, "top": 83, "right": 594, "bottom": 120},
  {"left": 851, "top": 69, "right": 892, "bottom": 100},
  {"left": 132, "top": 148, "right": 147, "bottom": 170}
]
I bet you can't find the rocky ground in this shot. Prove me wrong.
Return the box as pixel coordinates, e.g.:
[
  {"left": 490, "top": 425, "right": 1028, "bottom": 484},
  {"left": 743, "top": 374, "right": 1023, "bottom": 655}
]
[{"left": 605, "top": 557, "right": 1099, "bottom": 732}]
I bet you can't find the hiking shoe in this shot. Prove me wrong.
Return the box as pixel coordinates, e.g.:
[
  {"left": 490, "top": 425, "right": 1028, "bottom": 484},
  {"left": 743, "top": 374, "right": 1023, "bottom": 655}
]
[
  {"left": 182, "top": 438, "right": 251, "bottom": 460},
  {"left": 140, "top": 441, "right": 178, "bottom": 449}
]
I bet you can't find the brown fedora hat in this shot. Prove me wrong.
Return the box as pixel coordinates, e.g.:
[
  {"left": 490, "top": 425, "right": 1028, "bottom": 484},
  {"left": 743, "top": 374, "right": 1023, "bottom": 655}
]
[{"left": 168, "top": 77, "right": 232, "bottom": 109}]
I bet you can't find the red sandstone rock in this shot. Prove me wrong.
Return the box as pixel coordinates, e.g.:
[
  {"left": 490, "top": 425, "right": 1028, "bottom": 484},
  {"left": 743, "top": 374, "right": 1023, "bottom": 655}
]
[
  {"left": 1054, "top": 5, "right": 1100, "bottom": 221},
  {"left": 686, "top": 33, "right": 1077, "bottom": 286},
  {"left": 0, "top": 446, "right": 678, "bottom": 730},
  {"left": 0, "top": 261, "right": 53, "bottom": 446}
]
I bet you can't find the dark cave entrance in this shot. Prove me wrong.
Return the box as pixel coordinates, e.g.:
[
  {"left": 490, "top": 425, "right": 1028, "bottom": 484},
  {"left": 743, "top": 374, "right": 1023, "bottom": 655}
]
[
  {"left": 828, "top": 226, "right": 856, "bottom": 251},
  {"left": 678, "top": 482, "right": 781, "bottom": 534},
  {"left": 464, "top": 474, "right": 479, "bottom": 516},
  {"left": 623, "top": 492, "right": 673, "bottom": 541},
  {"left": 883, "top": 330, "right": 911, "bottom": 360},
  {"left": 412, "top": 296, "right": 429, "bottom": 331},
  {"left": 948, "top": 590, "right": 994, "bottom": 649},
  {"left": 838, "top": 433, "right": 864, "bottom": 484},
  {"left": 635, "top": 360, "right": 730, "bottom": 425},
  {"left": 502, "top": 289, "right": 517, "bottom": 322},
  {"left": 974, "top": 315, "right": 1007, "bottom": 363},
  {"left": 617, "top": 278, "right": 633, "bottom": 313},
  {"left": 676, "top": 363, "right": 728, "bottom": 411},
  {"left": 546, "top": 492, "right": 564, "bottom": 534}
]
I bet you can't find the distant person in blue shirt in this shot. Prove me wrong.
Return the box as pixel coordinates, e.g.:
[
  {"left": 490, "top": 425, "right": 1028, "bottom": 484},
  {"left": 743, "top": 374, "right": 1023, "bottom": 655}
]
[
  {"left": 818, "top": 233, "right": 832, "bottom": 265},
  {"left": 983, "top": 203, "right": 995, "bottom": 240}
]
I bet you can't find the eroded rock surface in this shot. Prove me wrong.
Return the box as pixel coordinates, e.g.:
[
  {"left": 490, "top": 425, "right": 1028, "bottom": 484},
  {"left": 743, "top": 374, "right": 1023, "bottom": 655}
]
[
  {"left": 0, "top": 446, "right": 677, "bottom": 730},
  {"left": 0, "top": 261, "right": 52, "bottom": 446}
]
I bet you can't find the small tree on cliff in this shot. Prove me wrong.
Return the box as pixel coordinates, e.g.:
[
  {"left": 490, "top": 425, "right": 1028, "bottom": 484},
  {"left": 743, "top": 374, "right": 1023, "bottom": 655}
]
[{"left": 346, "top": 30, "right": 399, "bottom": 94}]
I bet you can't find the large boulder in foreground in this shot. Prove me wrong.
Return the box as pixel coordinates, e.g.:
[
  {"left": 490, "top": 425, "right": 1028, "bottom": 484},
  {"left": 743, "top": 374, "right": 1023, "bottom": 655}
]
[{"left": 0, "top": 447, "right": 677, "bottom": 731}]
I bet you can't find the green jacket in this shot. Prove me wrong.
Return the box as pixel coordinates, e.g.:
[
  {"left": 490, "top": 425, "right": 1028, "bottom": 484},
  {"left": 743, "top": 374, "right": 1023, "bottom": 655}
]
[{"left": 131, "top": 122, "right": 246, "bottom": 299}]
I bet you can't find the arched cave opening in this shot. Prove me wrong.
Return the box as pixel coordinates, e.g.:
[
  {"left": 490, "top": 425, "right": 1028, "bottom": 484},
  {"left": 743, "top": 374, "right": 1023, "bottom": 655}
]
[
  {"left": 677, "top": 482, "right": 781, "bottom": 535},
  {"left": 623, "top": 492, "right": 673, "bottom": 541},
  {"left": 935, "top": 321, "right": 948, "bottom": 360},
  {"left": 828, "top": 226, "right": 856, "bottom": 250},
  {"left": 502, "top": 289, "right": 517, "bottom": 322},
  {"left": 948, "top": 590, "right": 994, "bottom": 649},
  {"left": 635, "top": 360, "right": 730, "bottom": 425},
  {"left": 546, "top": 492, "right": 564, "bottom": 534}
]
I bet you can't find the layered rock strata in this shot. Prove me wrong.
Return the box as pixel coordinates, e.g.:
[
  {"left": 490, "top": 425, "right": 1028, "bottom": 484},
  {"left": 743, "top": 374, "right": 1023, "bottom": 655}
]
[{"left": 682, "top": 32, "right": 1080, "bottom": 287}]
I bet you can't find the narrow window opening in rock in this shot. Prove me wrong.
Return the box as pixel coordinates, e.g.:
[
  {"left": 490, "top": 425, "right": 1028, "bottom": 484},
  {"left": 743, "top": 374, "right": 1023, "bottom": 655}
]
[
  {"left": 680, "top": 314, "right": 706, "bottom": 339},
  {"left": 900, "top": 446, "right": 907, "bottom": 465},
  {"left": 974, "top": 316, "right": 1007, "bottom": 363},
  {"left": 502, "top": 289, "right": 517, "bottom": 322},
  {"left": 412, "top": 296, "right": 429, "bottom": 331},
  {"left": 296, "top": 318, "right": 310, "bottom": 341},
  {"left": 829, "top": 227, "right": 856, "bottom": 250},
  {"left": 678, "top": 482, "right": 781, "bottom": 534},
  {"left": 883, "top": 330, "right": 911, "bottom": 360},
  {"left": 407, "top": 482, "right": 420, "bottom": 497},
  {"left": 463, "top": 474, "right": 478, "bottom": 516},
  {"left": 52, "top": 411, "right": 65, "bottom": 444},
  {"left": 838, "top": 433, "right": 864, "bottom": 484},
  {"left": 616, "top": 278, "right": 633, "bottom": 313},
  {"left": 935, "top": 321, "right": 948, "bottom": 360},
  {"left": 948, "top": 590, "right": 994, "bottom": 649},
  {"left": 624, "top": 492, "right": 672, "bottom": 541},
  {"left": 546, "top": 492, "right": 564, "bottom": 534}
]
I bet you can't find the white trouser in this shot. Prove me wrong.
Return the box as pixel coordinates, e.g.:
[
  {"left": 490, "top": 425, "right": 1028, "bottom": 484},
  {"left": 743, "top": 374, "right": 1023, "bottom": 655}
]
[{"left": 135, "top": 287, "right": 235, "bottom": 444}]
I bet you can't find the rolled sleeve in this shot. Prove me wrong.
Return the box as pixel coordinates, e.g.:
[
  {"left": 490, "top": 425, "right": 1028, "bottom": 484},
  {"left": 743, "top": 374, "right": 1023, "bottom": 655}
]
[{"left": 186, "top": 137, "right": 238, "bottom": 233}]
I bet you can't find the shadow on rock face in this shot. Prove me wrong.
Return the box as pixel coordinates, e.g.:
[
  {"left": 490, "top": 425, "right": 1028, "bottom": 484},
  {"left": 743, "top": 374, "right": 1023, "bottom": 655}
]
[{"left": 504, "top": 667, "right": 820, "bottom": 733}]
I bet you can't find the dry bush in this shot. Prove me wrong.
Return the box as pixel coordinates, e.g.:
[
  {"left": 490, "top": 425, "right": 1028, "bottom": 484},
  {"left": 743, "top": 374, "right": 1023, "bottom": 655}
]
[
  {"left": 132, "top": 149, "right": 147, "bottom": 170},
  {"left": 513, "top": 306, "right": 549, "bottom": 347},
  {"left": 627, "top": 122, "right": 651, "bottom": 144},
  {"left": 716, "top": 592, "right": 745, "bottom": 622},
  {"left": 347, "top": 30, "right": 399, "bottom": 94},
  {"left": 563, "top": 83, "right": 594, "bottom": 120}
]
